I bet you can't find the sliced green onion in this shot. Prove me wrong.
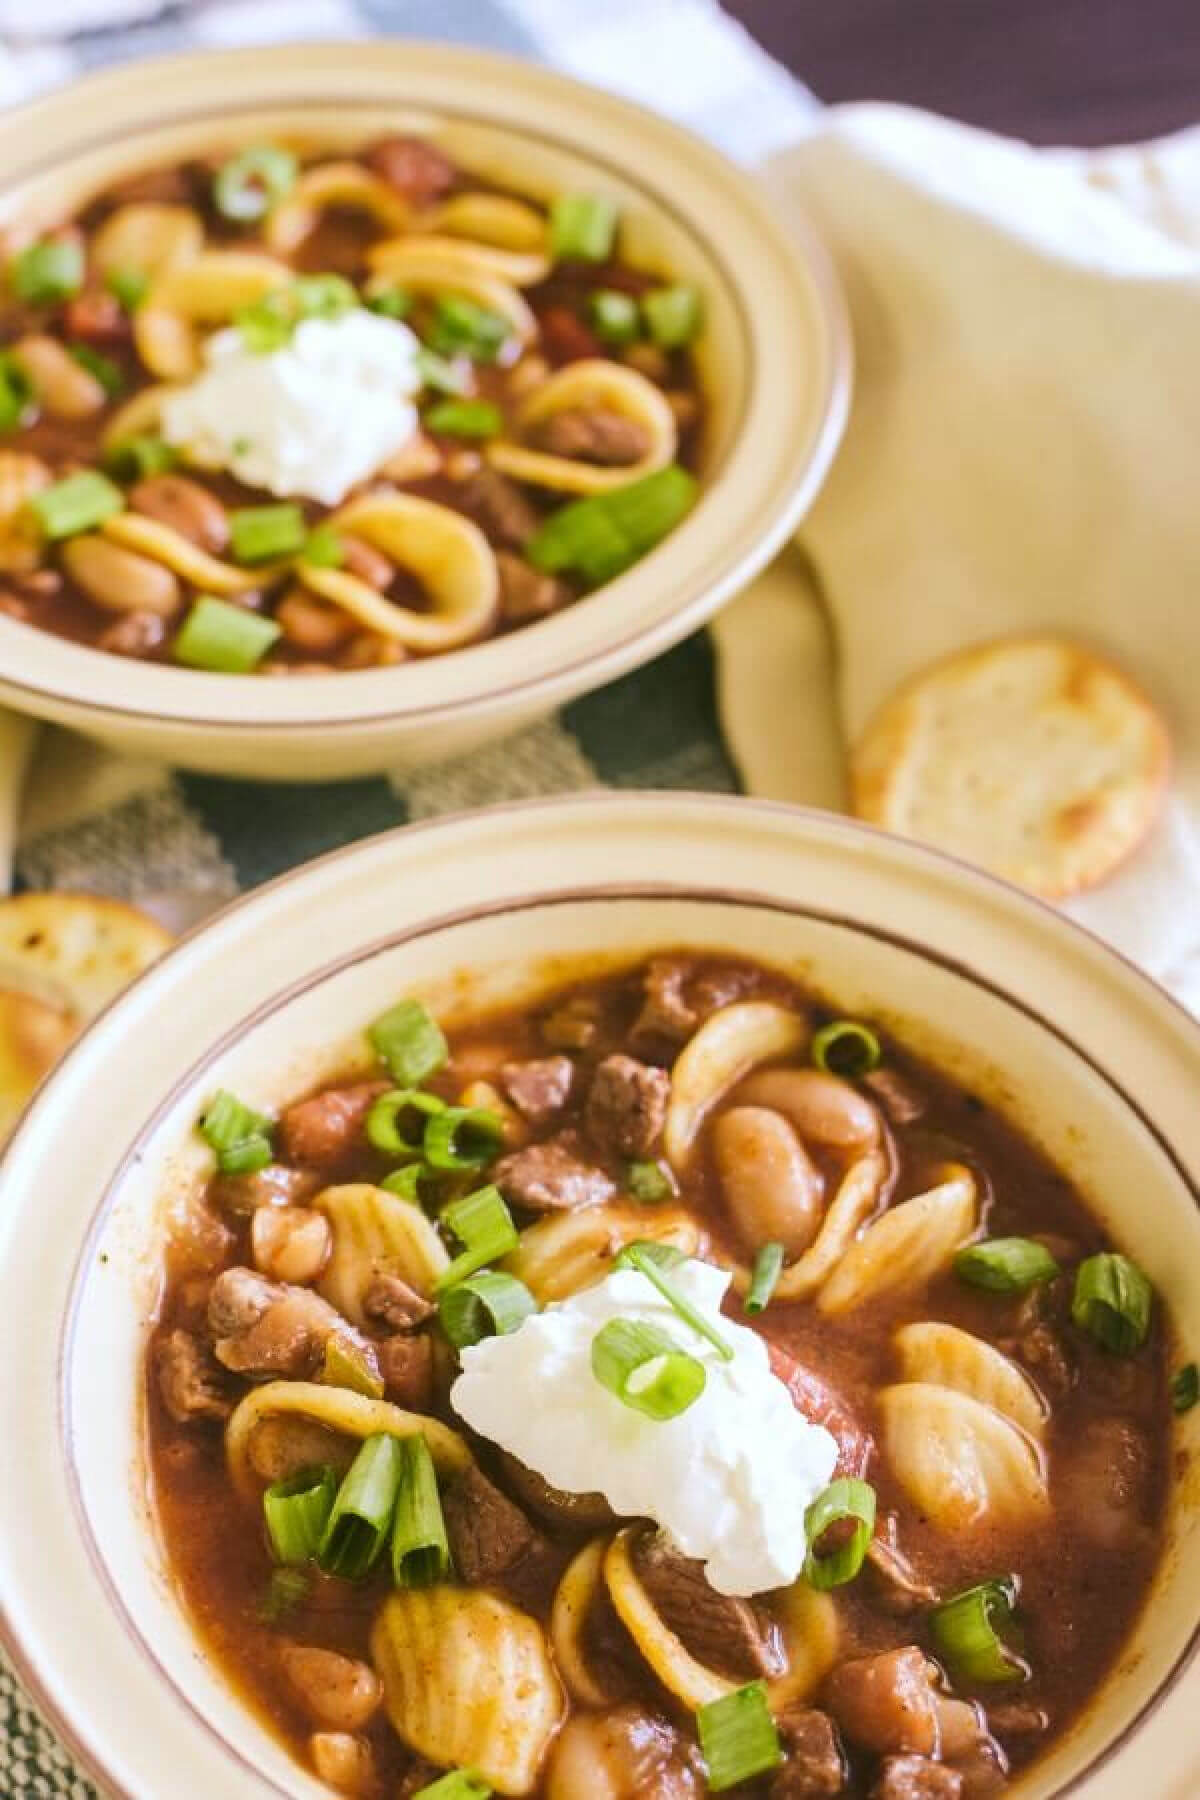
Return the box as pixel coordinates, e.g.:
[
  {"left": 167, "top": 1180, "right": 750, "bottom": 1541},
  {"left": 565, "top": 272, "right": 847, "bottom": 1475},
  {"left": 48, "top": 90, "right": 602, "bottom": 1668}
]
[
  {"left": 236, "top": 292, "right": 293, "bottom": 353},
  {"left": 369, "top": 997, "right": 448, "bottom": 1086},
  {"left": 30, "top": 469, "right": 124, "bottom": 541},
  {"left": 591, "top": 1318, "right": 706, "bottom": 1420},
  {"left": 230, "top": 501, "right": 307, "bottom": 564},
  {"left": 526, "top": 464, "right": 698, "bottom": 587},
  {"left": 588, "top": 289, "right": 640, "bottom": 346},
  {"left": 258, "top": 1565, "right": 311, "bottom": 1623},
  {"left": 213, "top": 145, "right": 298, "bottom": 222},
  {"left": 11, "top": 238, "right": 84, "bottom": 303},
  {"left": 1172, "top": 1362, "right": 1198, "bottom": 1414},
  {"left": 439, "top": 1271, "right": 537, "bottom": 1350},
  {"left": 642, "top": 283, "right": 703, "bottom": 348},
  {"left": 549, "top": 193, "right": 619, "bottom": 262},
  {"left": 367, "top": 284, "right": 412, "bottom": 319},
  {"left": 366, "top": 1087, "right": 446, "bottom": 1158},
  {"left": 955, "top": 1237, "right": 1061, "bottom": 1294},
  {"left": 320, "top": 1334, "right": 385, "bottom": 1400},
  {"left": 410, "top": 1772, "right": 491, "bottom": 1800},
  {"left": 0, "top": 355, "right": 33, "bottom": 435},
  {"left": 105, "top": 264, "right": 149, "bottom": 312},
  {"left": 300, "top": 522, "right": 344, "bottom": 569},
  {"left": 382, "top": 1163, "right": 430, "bottom": 1204},
  {"left": 745, "top": 1242, "right": 785, "bottom": 1316},
  {"left": 103, "top": 434, "right": 178, "bottom": 482},
  {"left": 803, "top": 1477, "right": 876, "bottom": 1590},
  {"left": 627, "top": 1159, "right": 675, "bottom": 1204},
  {"left": 424, "top": 1105, "right": 505, "bottom": 1172},
  {"left": 390, "top": 1433, "right": 453, "bottom": 1587},
  {"left": 1071, "top": 1252, "right": 1153, "bottom": 1355},
  {"left": 426, "top": 295, "right": 510, "bottom": 362},
  {"left": 437, "top": 1184, "right": 519, "bottom": 1290},
  {"left": 929, "top": 1577, "right": 1029, "bottom": 1685},
  {"left": 696, "top": 1681, "right": 782, "bottom": 1791},
  {"left": 198, "top": 1088, "right": 275, "bottom": 1173},
  {"left": 319, "top": 1434, "right": 404, "bottom": 1580},
  {"left": 618, "top": 1241, "right": 733, "bottom": 1362},
  {"left": 425, "top": 399, "right": 503, "bottom": 439},
  {"left": 291, "top": 273, "right": 357, "bottom": 321},
  {"left": 173, "top": 596, "right": 281, "bottom": 673},
  {"left": 811, "top": 1018, "right": 882, "bottom": 1078},
  {"left": 613, "top": 1239, "right": 688, "bottom": 1274},
  {"left": 415, "top": 346, "right": 473, "bottom": 395},
  {"left": 263, "top": 1465, "right": 337, "bottom": 1566},
  {"left": 69, "top": 343, "right": 124, "bottom": 397}
]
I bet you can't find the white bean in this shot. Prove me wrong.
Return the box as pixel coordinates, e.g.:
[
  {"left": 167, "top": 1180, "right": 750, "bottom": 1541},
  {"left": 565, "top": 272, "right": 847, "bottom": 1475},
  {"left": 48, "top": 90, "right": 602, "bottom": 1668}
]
[
  {"left": 280, "top": 1646, "right": 381, "bottom": 1732},
  {"left": 251, "top": 1204, "right": 331, "bottom": 1285},
  {"left": 62, "top": 534, "right": 180, "bottom": 616},
  {"left": 737, "top": 1068, "right": 881, "bottom": 1150},
  {"left": 712, "top": 1104, "right": 824, "bottom": 1256},
  {"left": 11, "top": 335, "right": 106, "bottom": 419},
  {"left": 309, "top": 1732, "right": 378, "bottom": 1795}
]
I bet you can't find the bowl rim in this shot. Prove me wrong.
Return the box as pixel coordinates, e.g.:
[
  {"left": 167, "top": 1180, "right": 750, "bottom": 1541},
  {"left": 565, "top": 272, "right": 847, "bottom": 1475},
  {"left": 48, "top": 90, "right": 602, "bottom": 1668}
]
[
  {"left": 0, "top": 40, "right": 852, "bottom": 734},
  {"left": 0, "top": 793, "right": 1196, "bottom": 1799}
]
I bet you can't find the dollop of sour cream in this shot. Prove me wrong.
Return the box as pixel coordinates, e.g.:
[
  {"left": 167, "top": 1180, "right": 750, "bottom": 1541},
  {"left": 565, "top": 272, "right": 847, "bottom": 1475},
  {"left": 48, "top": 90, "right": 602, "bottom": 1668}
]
[
  {"left": 160, "top": 310, "right": 423, "bottom": 506},
  {"left": 451, "top": 1260, "right": 838, "bottom": 1597}
]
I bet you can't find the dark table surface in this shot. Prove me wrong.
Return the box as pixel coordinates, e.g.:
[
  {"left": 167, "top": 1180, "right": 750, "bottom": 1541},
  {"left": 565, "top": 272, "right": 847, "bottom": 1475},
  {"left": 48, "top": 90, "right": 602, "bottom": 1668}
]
[{"left": 725, "top": 0, "right": 1199, "bottom": 146}]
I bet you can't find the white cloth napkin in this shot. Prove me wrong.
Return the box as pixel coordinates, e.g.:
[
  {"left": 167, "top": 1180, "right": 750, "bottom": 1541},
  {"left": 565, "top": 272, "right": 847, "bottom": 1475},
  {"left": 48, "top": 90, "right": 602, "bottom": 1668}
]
[{"left": 712, "top": 104, "right": 1200, "bottom": 1012}]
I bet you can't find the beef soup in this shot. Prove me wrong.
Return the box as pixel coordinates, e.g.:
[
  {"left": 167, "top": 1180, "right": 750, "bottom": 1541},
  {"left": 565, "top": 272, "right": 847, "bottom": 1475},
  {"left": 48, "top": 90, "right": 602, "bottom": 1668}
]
[
  {"left": 0, "top": 136, "right": 704, "bottom": 674},
  {"left": 147, "top": 954, "right": 1174, "bottom": 1799}
]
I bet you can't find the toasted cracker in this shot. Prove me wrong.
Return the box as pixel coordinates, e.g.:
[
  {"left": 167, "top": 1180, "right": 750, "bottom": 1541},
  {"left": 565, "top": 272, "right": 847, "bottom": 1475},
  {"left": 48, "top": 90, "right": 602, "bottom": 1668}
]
[
  {"left": 0, "top": 892, "right": 173, "bottom": 1021},
  {"left": 851, "top": 637, "right": 1170, "bottom": 898},
  {"left": 0, "top": 989, "right": 79, "bottom": 1146}
]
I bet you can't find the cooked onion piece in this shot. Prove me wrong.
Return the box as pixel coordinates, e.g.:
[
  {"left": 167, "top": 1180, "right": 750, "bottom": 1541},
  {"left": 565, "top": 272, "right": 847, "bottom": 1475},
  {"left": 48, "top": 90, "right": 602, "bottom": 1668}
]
[
  {"left": 729, "top": 1148, "right": 890, "bottom": 1303},
  {"left": 551, "top": 1536, "right": 623, "bottom": 1707},
  {"left": 817, "top": 1167, "right": 977, "bottom": 1315},
  {"left": 265, "top": 161, "right": 410, "bottom": 256},
  {"left": 879, "top": 1383, "right": 1050, "bottom": 1529},
  {"left": 663, "top": 1003, "right": 809, "bottom": 1172},
  {"left": 503, "top": 1202, "right": 705, "bottom": 1305},
  {"left": 603, "top": 1529, "right": 732, "bottom": 1709},
  {"left": 99, "top": 511, "right": 264, "bottom": 596},
  {"left": 225, "top": 1380, "right": 469, "bottom": 1501},
  {"left": 363, "top": 249, "right": 536, "bottom": 347},
  {"left": 371, "top": 1586, "right": 564, "bottom": 1796},
  {"left": 315, "top": 1181, "right": 449, "bottom": 1326},
  {"left": 91, "top": 202, "right": 204, "bottom": 282},
  {"left": 0, "top": 450, "right": 50, "bottom": 572},
  {"left": 135, "top": 251, "right": 292, "bottom": 379},
  {"left": 370, "top": 229, "right": 549, "bottom": 288},
  {"left": 488, "top": 360, "right": 677, "bottom": 495},
  {"left": 894, "top": 1321, "right": 1048, "bottom": 1442},
  {"left": 298, "top": 492, "right": 498, "bottom": 651}
]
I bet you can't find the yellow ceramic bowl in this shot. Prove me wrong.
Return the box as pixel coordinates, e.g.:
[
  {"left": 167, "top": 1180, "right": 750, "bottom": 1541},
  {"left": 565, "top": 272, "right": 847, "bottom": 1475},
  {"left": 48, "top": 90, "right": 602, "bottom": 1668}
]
[
  {"left": 0, "top": 795, "right": 1194, "bottom": 1797},
  {"left": 0, "top": 44, "right": 849, "bottom": 780}
]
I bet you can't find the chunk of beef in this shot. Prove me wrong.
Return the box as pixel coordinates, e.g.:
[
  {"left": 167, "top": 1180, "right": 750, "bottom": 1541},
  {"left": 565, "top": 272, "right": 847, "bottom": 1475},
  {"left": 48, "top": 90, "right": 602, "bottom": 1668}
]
[
  {"left": 866, "top": 1516, "right": 940, "bottom": 1614},
  {"left": 633, "top": 1533, "right": 784, "bottom": 1680},
  {"left": 212, "top": 1162, "right": 322, "bottom": 1216},
  {"left": 529, "top": 407, "right": 652, "bottom": 466},
  {"left": 862, "top": 1067, "right": 927, "bottom": 1125},
  {"left": 500, "top": 1054, "right": 575, "bottom": 1126},
  {"left": 208, "top": 1267, "right": 343, "bottom": 1379},
  {"left": 538, "top": 304, "right": 601, "bottom": 364},
  {"left": 97, "top": 609, "right": 169, "bottom": 658},
  {"left": 585, "top": 1054, "right": 670, "bottom": 1158},
  {"left": 1009, "top": 1322, "right": 1075, "bottom": 1402},
  {"left": 496, "top": 551, "right": 571, "bottom": 625},
  {"left": 441, "top": 1464, "right": 541, "bottom": 1583},
  {"left": 365, "top": 135, "right": 456, "bottom": 204},
  {"left": 871, "top": 1757, "right": 962, "bottom": 1800},
  {"left": 457, "top": 466, "right": 540, "bottom": 549},
  {"left": 397, "top": 1760, "right": 442, "bottom": 1800},
  {"left": 824, "top": 1649, "right": 939, "bottom": 1757},
  {"left": 495, "top": 1129, "right": 616, "bottom": 1213},
  {"left": 631, "top": 956, "right": 698, "bottom": 1047},
  {"left": 767, "top": 1342, "right": 873, "bottom": 1478},
  {"left": 155, "top": 1329, "right": 231, "bottom": 1422},
  {"left": 375, "top": 1334, "right": 434, "bottom": 1411},
  {"left": 771, "top": 1708, "right": 846, "bottom": 1798},
  {"left": 63, "top": 289, "right": 131, "bottom": 345},
  {"left": 277, "top": 1081, "right": 388, "bottom": 1169},
  {"left": 985, "top": 1703, "right": 1049, "bottom": 1739},
  {"left": 363, "top": 1273, "right": 435, "bottom": 1332},
  {"left": 540, "top": 995, "right": 601, "bottom": 1051},
  {"left": 496, "top": 1449, "right": 617, "bottom": 1532}
]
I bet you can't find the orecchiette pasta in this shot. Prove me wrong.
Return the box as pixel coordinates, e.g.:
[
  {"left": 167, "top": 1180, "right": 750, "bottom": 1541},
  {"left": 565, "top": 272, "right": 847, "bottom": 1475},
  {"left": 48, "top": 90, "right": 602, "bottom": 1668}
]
[
  {"left": 487, "top": 360, "right": 678, "bottom": 495},
  {"left": 879, "top": 1382, "right": 1050, "bottom": 1529},
  {"left": 893, "top": 1320, "right": 1048, "bottom": 1441},
  {"left": 663, "top": 1002, "right": 810, "bottom": 1171},
  {"left": 315, "top": 1182, "right": 450, "bottom": 1325},
  {"left": 503, "top": 1203, "right": 705, "bottom": 1305},
  {"left": 816, "top": 1167, "right": 977, "bottom": 1315},
  {"left": 265, "top": 161, "right": 410, "bottom": 255},
  {"left": 550, "top": 1537, "right": 622, "bottom": 1707}
]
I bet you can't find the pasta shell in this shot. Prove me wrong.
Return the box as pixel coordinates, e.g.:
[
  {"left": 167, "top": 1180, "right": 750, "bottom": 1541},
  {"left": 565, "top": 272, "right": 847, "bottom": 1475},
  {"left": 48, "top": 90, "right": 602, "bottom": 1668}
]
[
  {"left": 0, "top": 451, "right": 49, "bottom": 573},
  {"left": 429, "top": 192, "right": 549, "bottom": 254},
  {"left": 91, "top": 203, "right": 203, "bottom": 281},
  {"left": 879, "top": 1382, "right": 1049, "bottom": 1529},
  {"left": 135, "top": 251, "right": 292, "bottom": 379},
  {"left": 729, "top": 1149, "right": 889, "bottom": 1303},
  {"left": 816, "top": 1167, "right": 977, "bottom": 1315},
  {"left": 663, "top": 1002, "right": 810, "bottom": 1172},
  {"left": 766, "top": 1579, "right": 840, "bottom": 1709},
  {"left": 369, "top": 230, "right": 549, "bottom": 289},
  {"left": 550, "top": 1536, "right": 622, "bottom": 1707},
  {"left": 371, "top": 1586, "right": 564, "bottom": 1796},
  {"left": 487, "top": 360, "right": 677, "bottom": 496},
  {"left": 503, "top": 1202, "right": 705, "bottom": 1305},
  {"left": 102, "top": 383, "right": 180, "bottom": 452},
  {"left": 894, "top": 1321, "right": 1047, "bottom": 1442},
  {"left": 99, "top": 512, "right": 265, "bottom": 596},
  {"left": 265, "top": 162, "right": 410, "bottom": 256},
  {"left": 298, "top": 492, "right": 499, "bottom": 652},
  {"left": 315, "top": 1182, "right": 449, "bottom": 1326},
  {"left": 603, "top": 1529, "right": 732, "bottom": 1709},
  {"left": 362, "top": 251, "right": 536, "bottom": 347},
  {"left": 225, "top": 1380, "right": 469, "bottom": 1503}
]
